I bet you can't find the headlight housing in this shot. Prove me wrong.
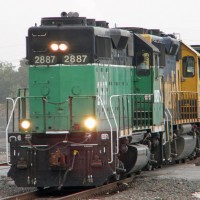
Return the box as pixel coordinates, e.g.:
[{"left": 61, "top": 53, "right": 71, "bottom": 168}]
[
  {"left": 19, "top": 119, "right": 32, "bottom": 133},
  {"left": 84, "top": 117, "right": 96, "bottom": 131}
]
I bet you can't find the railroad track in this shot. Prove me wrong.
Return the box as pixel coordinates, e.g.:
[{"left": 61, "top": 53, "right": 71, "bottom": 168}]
[
  {"left": 2, "top": 191, "right": 38, "bottom": 200},
  {"left": 2, "top": 158, "right": 200, "bottom": 200},
  {"left": 1, "top": 176, "right": 134, "bottom": 200}
]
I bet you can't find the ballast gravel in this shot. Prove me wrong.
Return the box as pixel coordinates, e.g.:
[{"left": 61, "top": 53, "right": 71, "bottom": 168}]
[{"left": 1, "top": 158, "right": 200, "bottom": 199}]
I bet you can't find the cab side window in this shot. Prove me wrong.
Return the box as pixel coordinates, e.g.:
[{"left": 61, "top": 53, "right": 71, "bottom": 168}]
[
  {"left": 136, "top": 52, "right": 150, "bottom": 76},
  {"left": 182, "top": 56, "right": 195, "bottom": 77}
]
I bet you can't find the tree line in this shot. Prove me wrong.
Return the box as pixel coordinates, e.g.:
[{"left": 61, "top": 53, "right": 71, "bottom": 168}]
[{"left": 0, "top": 59, "right": 28, "bottom": 103}]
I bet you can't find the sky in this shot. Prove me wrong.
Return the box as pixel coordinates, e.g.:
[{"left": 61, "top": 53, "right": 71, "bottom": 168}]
[{"left": 1, "top": 0, "right": 200, "bottom": 67}]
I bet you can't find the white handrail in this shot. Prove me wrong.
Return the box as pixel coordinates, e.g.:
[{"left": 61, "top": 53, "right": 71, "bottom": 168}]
[
  {"left": 166, "top": 108, "right": 173, "bottom": 136},
  {"left": 70, "top": 95, "right": 113, "bottom": 163},
  {"left": 110, "top": 93, "right": 154, "bottom": 155},
  {"left": 5, "top": 97, "right": 21, "bottom": 165},
  {"left": 95, "top": 95, "right": 113, "bottom": 164},
  {"left": 5, "top": 95, "right": 114, "bottom": 164},
  {"left": 110, "top": 95, "right": 120, "bottom": 155},
  {"left": 164, "top": 111, "right": 169, "bottom": 142}
]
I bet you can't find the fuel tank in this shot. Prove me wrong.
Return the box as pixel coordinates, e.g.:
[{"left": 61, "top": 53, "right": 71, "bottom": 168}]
[
  {"left": 173, "top": 135, "right": 196, "bottom": 160},
  {"left": 119, "top": 144, "right": 150, "bottom": 174}
]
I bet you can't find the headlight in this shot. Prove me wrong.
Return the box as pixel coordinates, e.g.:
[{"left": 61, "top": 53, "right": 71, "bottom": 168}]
[
  {"left": 49, "top": 42, "right": 68, "bottom": 52},
  {"left": 19, "top": 119, "right": 32, "bottom": 132},
  {"left": 59, "top": 43, "right": 68, "bottom": 51},
  {"left": 50, "top": 43, "right": 59, "bottom": 51},
  {"left": 84, "top": 117, "right": 96, "bottom": 130}
]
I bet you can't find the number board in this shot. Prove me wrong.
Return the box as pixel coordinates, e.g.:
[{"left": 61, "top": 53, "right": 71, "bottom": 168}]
[
  {"left": 32, "top": 54, "right": 89, "bottom": 65},
  {"left": 62, "top": 54, "right": 88, "bottom": 64},
  {"left": 33, "top": 55, "right": 57, "bottom": 65}
]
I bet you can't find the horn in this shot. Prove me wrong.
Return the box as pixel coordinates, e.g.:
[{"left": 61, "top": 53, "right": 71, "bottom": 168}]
[{"left": 61, "top": 12, "right": 67, "bottom": 17}]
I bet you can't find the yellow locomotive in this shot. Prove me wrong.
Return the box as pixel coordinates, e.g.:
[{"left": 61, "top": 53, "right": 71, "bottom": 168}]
[{"left": 143, "top": 32, "right": 200, "bottom": 162}]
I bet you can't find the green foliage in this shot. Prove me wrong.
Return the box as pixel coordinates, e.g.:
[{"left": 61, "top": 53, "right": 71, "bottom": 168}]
[
  {"left": 0, "top": 59, "right": 28, "bottom": 103},
  {"left": 17, "top": 59, "right": 28, "bottom": 88}
]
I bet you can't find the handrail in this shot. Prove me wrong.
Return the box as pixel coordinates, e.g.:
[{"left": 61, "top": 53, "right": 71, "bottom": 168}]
[
  {"left": 6, "top": 95, "right": 114, "bottom": 164},
  {"left": 96, "top": 95, "right": 113, "bottom": 164},
  {"left": 5, "top": 97, "right": 19, "bottom": 165},
  {"left": 70, "top": 95, "right": 113, "bottom": 164},
  {"left": 169, "top": 91, "right": 198, "bottom": 94},
  {"left": 6, "top": 96, "right": 45, "bottom": 164},
  {"left": 164, "top": 111, "right": 169, "bottom": 142},
  {"left": 110, "top": 95, "right": 119, "bottom": 155},
  {"left": 166, "top": 108, "right": 173, "bottom": 136},
  {"left": 167, "top": 91, "right": 198, "bottom": 123},
  {"left": 164, "top": 111, "right": 172, "bottom": 160},
  {"left": 110, "top": 93, "right": 153, "bottom": 155}
]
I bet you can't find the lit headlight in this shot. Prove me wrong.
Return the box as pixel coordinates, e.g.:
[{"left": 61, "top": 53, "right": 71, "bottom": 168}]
[
  {"left": 59, "top": 43, "right": 68, "bottom": 51},
  {"left": 20, "top": 119, "right": 32, "bottom": 132},
  {"left": 50, "top": 43, "right": 59, "bottom": 51},
  {"left": 50, "top": 42, "right": 68, "bottom": 52},
  {"left": 84, "top": 117, "right": 96, "bottom": 130}
]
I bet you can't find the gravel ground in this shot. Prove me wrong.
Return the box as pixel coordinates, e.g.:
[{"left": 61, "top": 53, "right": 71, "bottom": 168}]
[
  {"left": 1, "top": 159, "right": 200, "bottom": 199},
  {"left": 0, "top": 176, "right": 35, "bottom": 199},
  {"left": 100, "top": 158, "right": 200, "bottom": 200},
  {"left": 101, "top": 176, "right": 200, "bottom": 200}
]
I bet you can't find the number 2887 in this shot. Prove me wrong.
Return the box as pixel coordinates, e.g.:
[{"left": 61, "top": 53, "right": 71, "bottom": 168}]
[
  {"left": 63, "top": 54, "right": 88, "bottom": 63},
  {"left": 34, "top": 55, "right": 56, "bottom": 64}
]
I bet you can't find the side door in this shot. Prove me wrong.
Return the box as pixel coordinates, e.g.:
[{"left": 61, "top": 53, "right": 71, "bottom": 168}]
[{"left": 132, "top": 51, "right": 153, "bottom": 127}]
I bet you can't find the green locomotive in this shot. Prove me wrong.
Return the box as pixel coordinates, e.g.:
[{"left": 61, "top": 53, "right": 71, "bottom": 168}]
[{"left": 7, "top": 12, "right": 198, "bottom": 188}]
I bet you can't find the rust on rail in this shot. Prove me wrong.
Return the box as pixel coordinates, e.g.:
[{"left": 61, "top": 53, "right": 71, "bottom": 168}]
[{"left": 1, "top": 191, "right": 38, "bottom": 200}]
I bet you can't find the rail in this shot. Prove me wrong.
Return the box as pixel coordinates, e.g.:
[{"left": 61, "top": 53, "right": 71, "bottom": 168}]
[
  {"left": 1, "top": 176, "right": 134, "bottom": 200},
  {"left": 1, "top": 190, "right": 38, "bottom": 200}
]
